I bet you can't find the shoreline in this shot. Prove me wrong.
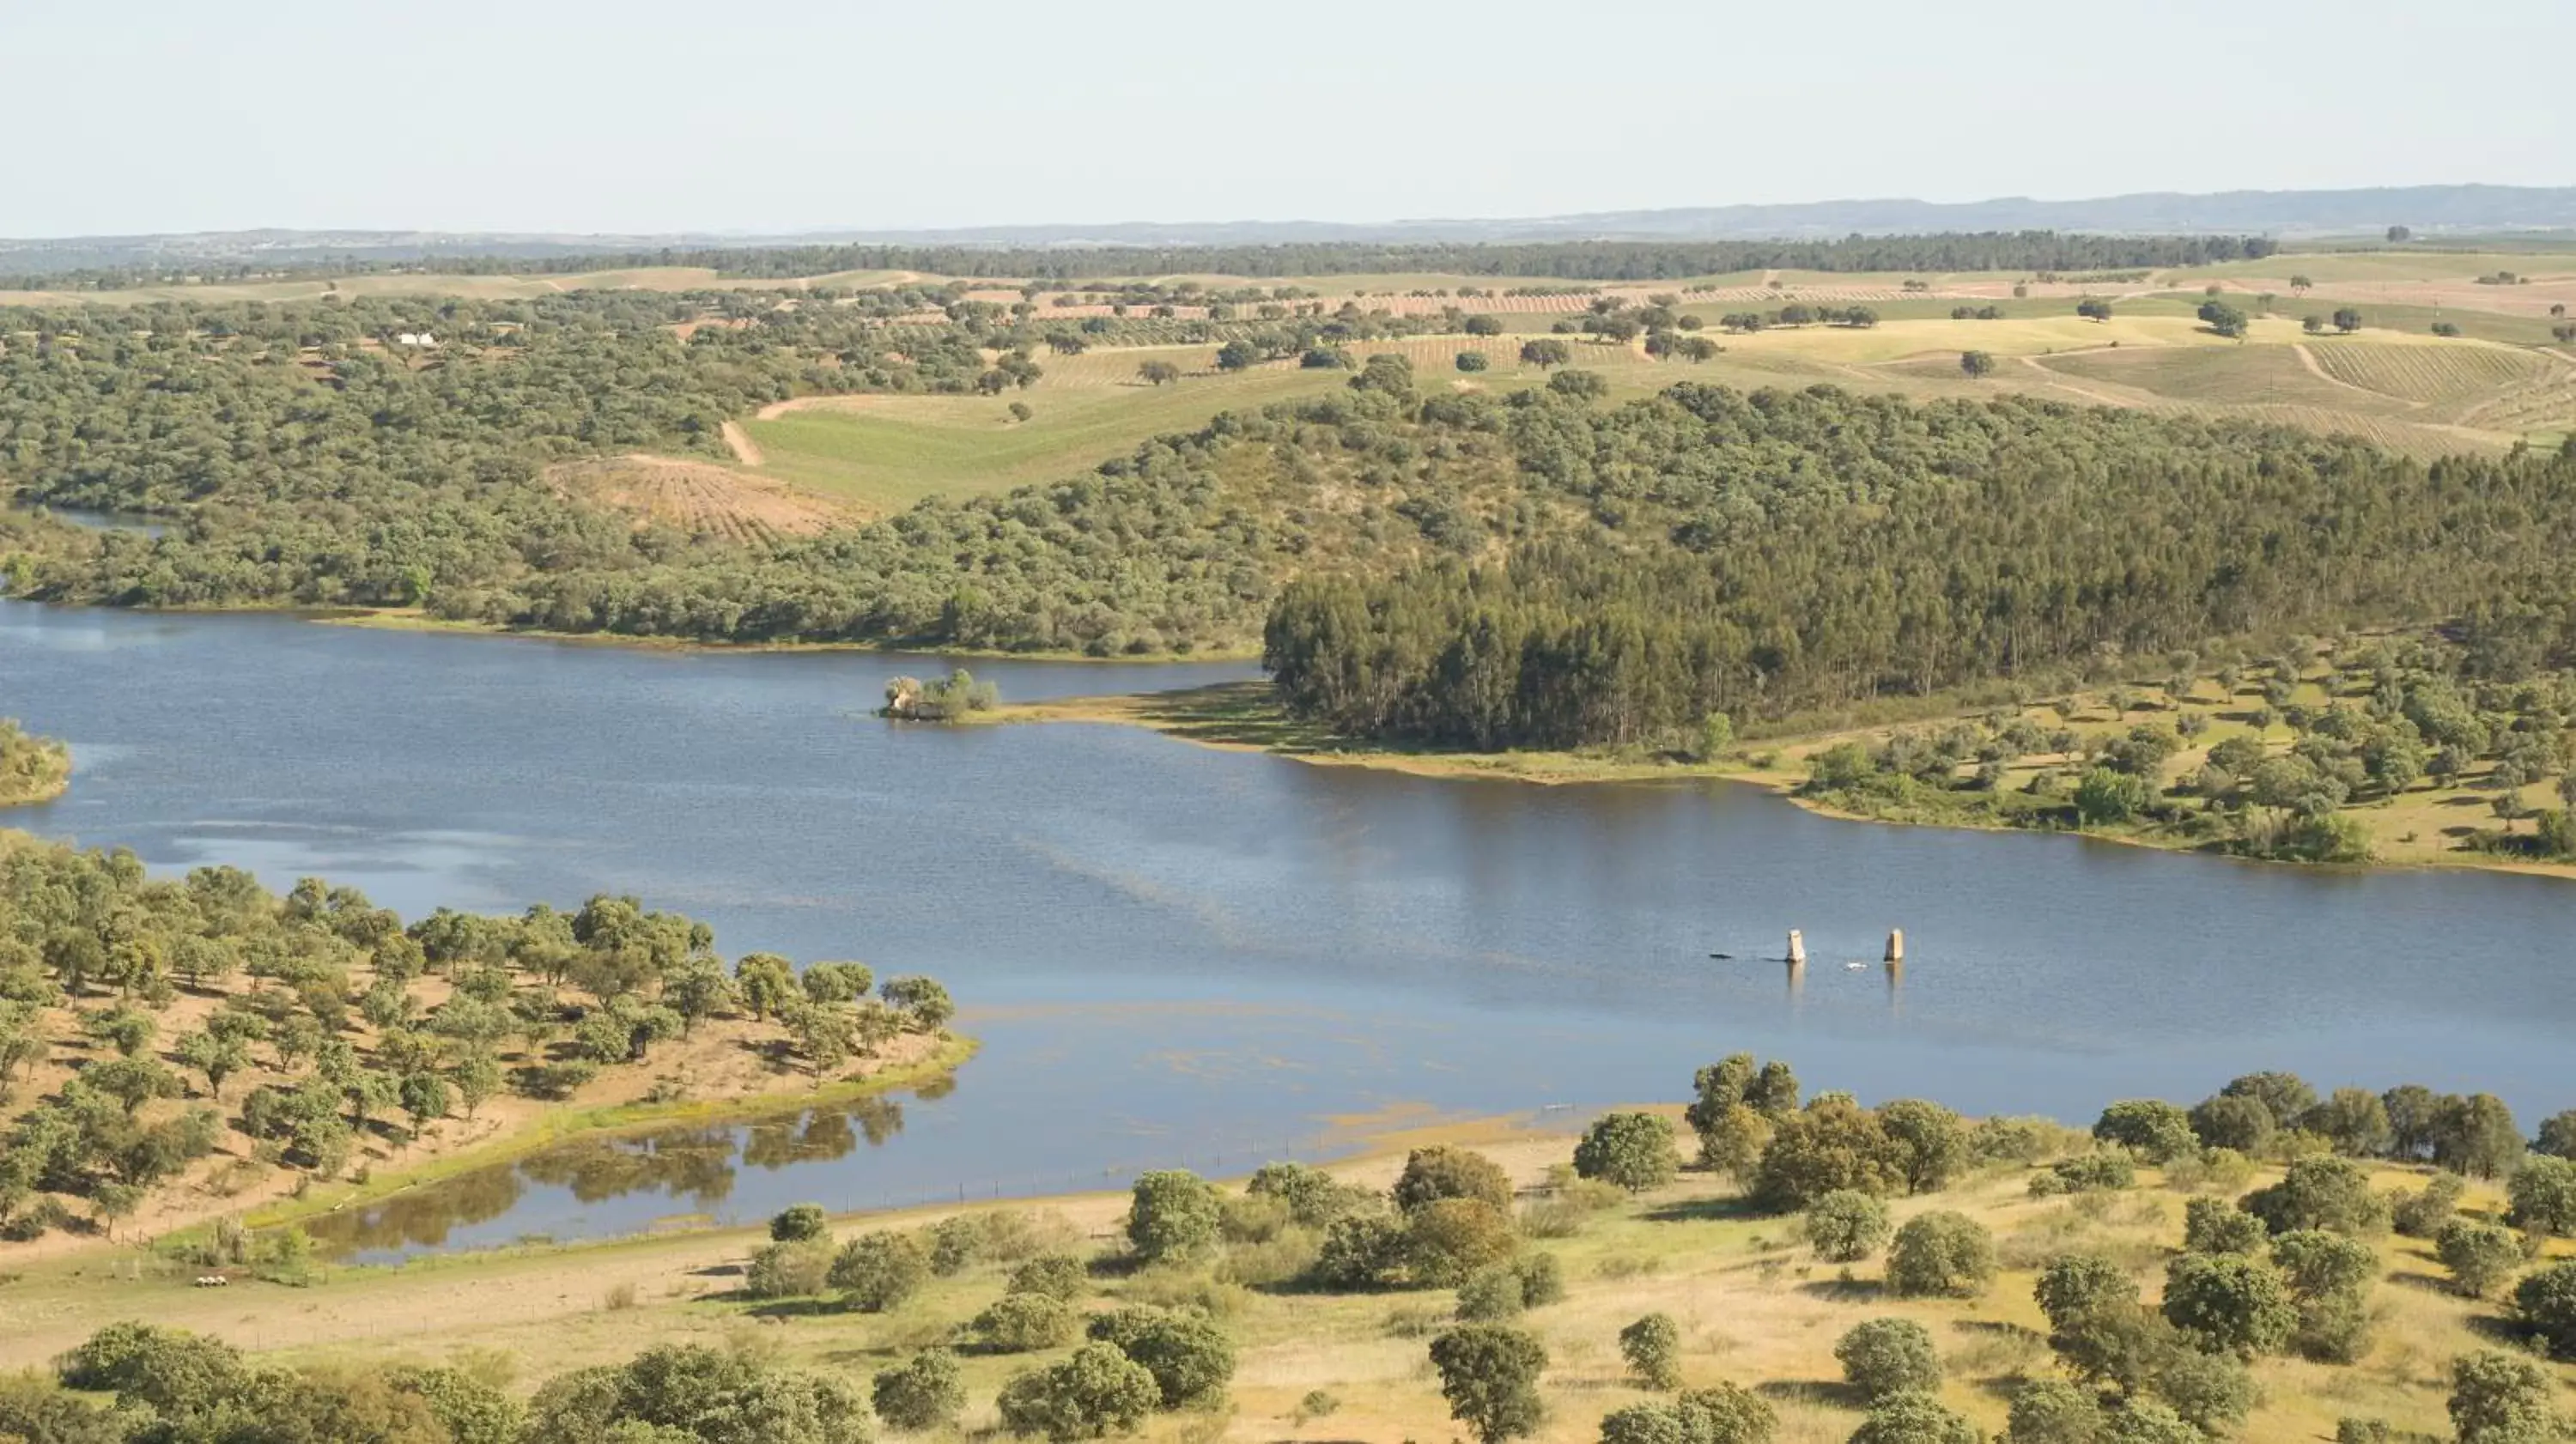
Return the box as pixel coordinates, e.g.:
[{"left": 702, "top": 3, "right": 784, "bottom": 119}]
[
  {"left": 0, "top": 774, "right": 70, "bottom": 808},
  {"left": 984, "top": 683, "right": 2576, "bottom": 884},
  {"left": 237, "top": 1032, "right": 981, "bottom": 1239},
  {"left": 0, "top": 594, "right": 1261, "bottom": 664}
]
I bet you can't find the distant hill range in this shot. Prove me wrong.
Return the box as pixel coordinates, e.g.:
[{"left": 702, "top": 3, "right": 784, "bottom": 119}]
[{"left": 5, "top": 185, "right": 2573, "bottom": 277}]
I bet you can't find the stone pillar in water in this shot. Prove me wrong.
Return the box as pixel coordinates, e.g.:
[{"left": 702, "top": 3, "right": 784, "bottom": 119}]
[
  {"left": 1786, "top": 930, "right": 1807, "bottom": 968},
  {"left": 1884, "top": 929, "right": 1905, "bottom": 966}
]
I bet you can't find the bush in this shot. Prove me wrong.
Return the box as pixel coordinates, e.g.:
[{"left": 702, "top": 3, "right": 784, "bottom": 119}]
[
  {"left": 2273, "top": 1229, "right": 2379, "bottom": 1363},
  {"left": 2152, "top": 1348, "right": 2255, "bottom": 1435},
  {"left": 2506, "top": 1156, "right": 2576, "bottom": 1235},
  {"left": 1850, "top": 1390, "right": 1980, "bottom": 1444},
  {"left": 1125, "top": 1171, "right": 1222, "bottom": 1264},
  {"left": 1089, "top": 1308, "right": 1234, "bottom": 1409},
  {"left": 2182, "top": 1198, "right": 2268, "bottom": 1255},
  {"left": 1886, "top": 1211, "right": 1996, "bottom": 1298},
  {"left": 744, "top": 1239, "right": 835, "bottom": 1300},
  {"left": 1456, "top": 1266, "right": 1524, "bottom": 1321},
  {"left": 1752, "top": 1096, "right": 1900, "bottom": 1210},
  {"left": 1835, "top": 1318, "right": 1941, "bottom": 1400},
  {"left": 2391, "top": 1172, "right": 2465, "bottom": 1238},
  {"left": 2438, "top": 1219, "right": 2525, "bottom": 1299},
  {"left": 976, "top": 1292, "right": 1083, "bottom": 1353},
  {"left": 872, "top": 1350, "right": 965, "bottom": 1433},
  {"left": 1218, "top": 1192, "right": 1292, "bottom": 1245},
  {"left": 1805, "top": 1190, "right": 1893, "bottom": 1262},
  {"left": 2512, "top": 1259, "right": 2576, "bottom": 1357},
  {"left": 1246, "top": 1162, "right": 1369, "bottom": 1229},
  {"left": 2037, "top": 1151, "right": 2134, "bottom": 1195},
  {"left": 1876, "top": 1100, "right": 1969, "bottom": 1193},
  {"left": 1619, "top": 1313, "right": 1682, "bottom": 1391},
  {"left": 1512, "top": 1251, "right": 1564, "bottom": 1307},
  {"left": 2107, "top": 1399, "right": 2202, "bottom": 1444},
  {"left": 1429, "top": 1325, "right": 1549, "bottom": 1444},
  {"left": 2160, "top": 1253, "right": 2293, "bottom": 1357},
  {"left": 2004, "top": 1378, "right": 2105, "bottom": 1442},
  {"left": 1971, "top": 1115, "right": 2067, "bottom": 1166},
  {"left": 1309, "top": 1212, "right": 1406, "bottom": 1290},
  {"left": 1601, "top": 1403, "right": 1686, "bottom": 1444},
  {"left": 829, "top": 1230, "right": 930, "bottom": 1313},
  {"left": 2161, "top": 1147, "right": 2252, "bottom": 1193},
  {"left": 2188, "top": 1095, "right": 2277, "bottom": 1156},
  {"left": 1405, "top": 1198, "right": 1519, "bottom": 1287},
  {"left": 995, "top": 1343, "right": 1160, "bottom": 1441},
  {"left": 1395, "top": 1147, "right": 1514, "bottom": 1216},
  {"left": 1007, "top": 1253, "right": 1090, "bottom": 1301},
  {"left": 2241, "top": 1155, "right": 2390, "bottom": 1236},
  {"left": 520, "top": 1343, "right": 868, "bottom": 1443},
  {"left": 1674, "top": 1384, "right": 1774, "bottom": 1444},
  {"left": 1574, "top": 1113, "right": 1680, "bottom": 1192},
  {"left": 2093, "top": 1101, "right": 2197, "bottom": 1163},
  {"left": 2448, "top": 1349, "right": 2560, "bottom": 1443},
  {"left": 769, "top": 1203, "right": 830, "bottom": 1242}
]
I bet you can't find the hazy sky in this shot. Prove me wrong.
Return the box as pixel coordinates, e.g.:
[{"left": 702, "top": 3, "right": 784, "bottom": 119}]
[{"left": 8, "top": 0, "right": 2569, "bottom": 237}]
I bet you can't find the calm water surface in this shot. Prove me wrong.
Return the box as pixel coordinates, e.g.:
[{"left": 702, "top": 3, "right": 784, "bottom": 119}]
[{"left": 3, "top": 600, "right": 2571, "bottom": 1259}]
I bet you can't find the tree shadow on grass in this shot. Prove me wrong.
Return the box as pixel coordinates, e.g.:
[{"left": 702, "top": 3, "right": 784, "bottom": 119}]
[
  {"left": 2461, "top": 1311, "right": 2530, "bottom": 1348},
  {"left": 2387, "top": 1268, "right": 2457, "bottom": 1295},
  {"left": 1753, "top": 1379, "right": 1862, "bottom": 1410},
  {"left": 740, "top": 1295, "right": 843, "bottom": 1319},
  {"left": 1640, "top": 1196, "right": 1763, "bottom": 1225},
  {"left": 1796, "top": 1276, "right": 1885, "bottom": 1303}
]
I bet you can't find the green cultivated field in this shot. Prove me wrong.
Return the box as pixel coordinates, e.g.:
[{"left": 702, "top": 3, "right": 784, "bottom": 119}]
[{"left": 742, "top": 309, "right": 2576, "bottom": 511}]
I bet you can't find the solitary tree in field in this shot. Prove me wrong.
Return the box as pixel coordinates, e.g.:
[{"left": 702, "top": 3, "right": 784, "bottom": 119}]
[
  {"left": 2291, "top": 274, "right": 2313, "bottom": 291},
  {"left": 2197, "top": 300, "right": 2251, "bottom": 339},
  {"left": 2386, "top": 225, "right": 2412, "bottom": 243},
  {"left": 1518, "top": 338, "right": 1571, "bottom": 370},
  {"left": 1214, "top": 340, "right": 1260, "bottom": 372},
  {"left": 2303, "top": 315, "right": 2326, "bottom": 334},
  {"left": 2076, "top": 298, "right": 2113, "bottom": 322},
  {"left": 1429, "top": 1326, "right": 1548, "bottom": 1444},
  {"left": 2333, "top": 307, "right": 2364, "bottom": 333},
  {"left": 1959, "top": 350, "right": 1996, "bottom": 379},
  {"left": 1136, "top": 361, "right": 1181, "bottom": 386}
]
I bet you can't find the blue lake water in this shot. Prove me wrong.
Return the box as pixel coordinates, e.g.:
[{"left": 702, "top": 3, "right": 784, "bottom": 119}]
[{"left": 3, "top": 599, "right": 2571, "bottom": 1259}]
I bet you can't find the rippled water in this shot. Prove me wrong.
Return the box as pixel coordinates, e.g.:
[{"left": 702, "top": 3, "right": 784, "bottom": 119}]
[{"left": 4, "top": 600, "right": 2572, "bottom": 1259}]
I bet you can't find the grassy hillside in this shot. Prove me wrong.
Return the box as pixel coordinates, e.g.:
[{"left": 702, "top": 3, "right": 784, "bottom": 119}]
[
  {"left": 730, "top": 314, "right": 2571, "bottom": 513},
  {"left": 2, "top": 1110, "right": 2563, "bottom": 1444}
]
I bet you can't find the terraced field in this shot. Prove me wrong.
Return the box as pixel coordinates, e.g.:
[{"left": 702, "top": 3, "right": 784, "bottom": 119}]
[
  {"left": 549, "top": 454, "right": 859, "bottom": 541},
  {"left": 2306, "top": 338, "right": 2555, "bottom": 407}
]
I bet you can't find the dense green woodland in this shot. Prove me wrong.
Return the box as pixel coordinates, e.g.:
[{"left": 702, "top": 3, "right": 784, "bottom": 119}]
[
  {"left": 1265, "top": 389, "right": 2576, "bottom": 748},
  {"left": 5, "top": 232, "right": 2278, "bottom": 291},
  {"left": 11, "top": 287, "right": 2576, "bottom": 707}
]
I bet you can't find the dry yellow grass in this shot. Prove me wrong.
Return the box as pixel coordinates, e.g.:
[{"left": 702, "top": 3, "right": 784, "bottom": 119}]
[{"left": 4, "top": 1116, "right": 2558, "bottom": 1444}]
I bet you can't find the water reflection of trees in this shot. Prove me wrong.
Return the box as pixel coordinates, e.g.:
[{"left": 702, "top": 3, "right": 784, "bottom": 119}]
[
  {"left": 303, "top": 1087, "right": 927, "bottom": 1256},
  {"left": 306, "top": 1164, "right": 527, "bottom": 1253}
]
